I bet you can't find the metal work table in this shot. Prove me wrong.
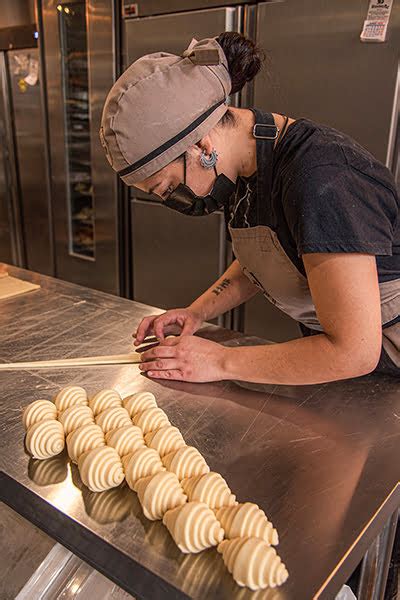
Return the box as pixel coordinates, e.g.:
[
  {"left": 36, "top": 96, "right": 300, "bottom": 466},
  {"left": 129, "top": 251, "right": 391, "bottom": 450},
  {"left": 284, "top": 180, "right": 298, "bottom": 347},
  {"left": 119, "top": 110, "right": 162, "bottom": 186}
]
[{"left": 1, "top": 267, "right": 399, "bottom": 600}]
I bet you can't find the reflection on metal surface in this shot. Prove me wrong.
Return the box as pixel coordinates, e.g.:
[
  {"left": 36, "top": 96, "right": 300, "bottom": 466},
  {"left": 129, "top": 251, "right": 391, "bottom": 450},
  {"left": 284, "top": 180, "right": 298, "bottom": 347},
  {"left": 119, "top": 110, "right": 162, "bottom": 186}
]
[
  {"left": 28, "top": 453, "right": 69, "bottom": 486},
  {"left": 82, "top": 483, "right": 133, "bottom": 524},
  {"left": 1, "top": 267, "right": 400, "bottom": 600}
]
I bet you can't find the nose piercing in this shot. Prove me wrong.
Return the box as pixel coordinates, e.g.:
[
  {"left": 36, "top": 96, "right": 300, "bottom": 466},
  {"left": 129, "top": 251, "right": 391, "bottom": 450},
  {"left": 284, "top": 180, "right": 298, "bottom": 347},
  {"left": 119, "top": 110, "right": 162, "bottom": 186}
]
[{"left": 200, "top": 148, "right": 218, "bottom": 169}]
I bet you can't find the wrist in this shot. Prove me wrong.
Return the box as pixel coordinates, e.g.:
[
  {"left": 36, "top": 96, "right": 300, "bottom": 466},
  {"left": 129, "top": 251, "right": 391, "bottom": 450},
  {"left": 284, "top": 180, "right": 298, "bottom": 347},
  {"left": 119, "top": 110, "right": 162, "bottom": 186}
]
[
  {"left": 219, "top": 347, "right": 237, "bottom": 380},
  {"left": 187, "top": 302, "right": 207, "bottom": 324}
]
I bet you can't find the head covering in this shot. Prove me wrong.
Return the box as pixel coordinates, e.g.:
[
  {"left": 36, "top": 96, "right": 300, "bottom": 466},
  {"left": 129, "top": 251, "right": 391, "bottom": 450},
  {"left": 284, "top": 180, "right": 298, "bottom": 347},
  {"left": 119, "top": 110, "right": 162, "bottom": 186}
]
[{"left": 99, "top": 37, "right": 231, "bottom": 185}]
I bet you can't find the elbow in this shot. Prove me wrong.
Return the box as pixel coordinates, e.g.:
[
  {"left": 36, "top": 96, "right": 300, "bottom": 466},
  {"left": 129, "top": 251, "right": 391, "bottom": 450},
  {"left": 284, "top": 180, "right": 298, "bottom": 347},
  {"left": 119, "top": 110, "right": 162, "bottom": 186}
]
[{"left": 341, "top": 344, "right": 381, "bottom": 378}]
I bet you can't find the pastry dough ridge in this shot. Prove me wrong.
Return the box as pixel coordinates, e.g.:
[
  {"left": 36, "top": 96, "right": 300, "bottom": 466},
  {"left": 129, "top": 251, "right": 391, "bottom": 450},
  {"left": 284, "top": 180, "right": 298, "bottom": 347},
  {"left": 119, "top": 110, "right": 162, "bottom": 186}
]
[
  {"left": 134, "top": 471, "right": 187, "bottom": 520},
  {"left": 25, "top": 420, "right": 65, "bottom": 459},
  {"left": 162, "top": 446, "right": 209, "bottom": 480},
  {"left": 217, "top": 537, "right": 288, "bottom": 590},
  {"left": 58, "top": 404, "right": 94, "bottom": 435},
  {"left": 122, "top": 447, "right": 165, "bottom": 489},
  {"left": 122, "top": 392, "right": 157, "bottom": 417},
  {"left": 66, "top": 423, "right": 105, "bottom": 463},
  {"left": 163, "top": 501, "right": 224, "bottom": 553},
  {"left": 144, "top": 425, "right": 185, "bottom": 457},
  {"left": 78, "top": 446, "right": 124, "bottom": 492},
  {"left": 215, "top": 502, "right": 278, "bottom": 546},
  {"left": 105, "top": 425, "right": 145, "bottom": 457},
  {"left": 54, "top": 386, "right": 87, "bottom": 412},
  {"left": 89, "top": 389, "right": 122, "bottom": 416},
  {"left": 95, "top": 406, "right": 131, "bottom": 433},
  {"left": 23, "top": 399, "right": 57, "bottom": 430},
  {"left": 181, "top": 472, "right": 237, "bottom": 509},
  {"left": 132, "top": 407, "right": 170, "bottom": 434}
]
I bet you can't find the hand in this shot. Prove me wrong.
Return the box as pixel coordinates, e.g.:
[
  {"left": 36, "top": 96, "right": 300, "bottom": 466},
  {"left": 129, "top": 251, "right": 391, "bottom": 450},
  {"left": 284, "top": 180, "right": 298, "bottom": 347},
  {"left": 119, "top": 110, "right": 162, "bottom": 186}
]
[
  {"left": 133, "top": 308, "right": 203, "bottom": 346},
  {"left": 139, "top": 335, "right": 228, "bottom": 382}
]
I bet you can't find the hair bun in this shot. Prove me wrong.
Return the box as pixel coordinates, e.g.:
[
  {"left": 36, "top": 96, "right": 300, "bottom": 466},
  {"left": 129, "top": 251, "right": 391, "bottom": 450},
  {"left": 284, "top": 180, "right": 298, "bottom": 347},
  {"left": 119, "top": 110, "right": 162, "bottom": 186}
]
[{"left": 217, "top": 32, "right": 265, "bottom": 95}]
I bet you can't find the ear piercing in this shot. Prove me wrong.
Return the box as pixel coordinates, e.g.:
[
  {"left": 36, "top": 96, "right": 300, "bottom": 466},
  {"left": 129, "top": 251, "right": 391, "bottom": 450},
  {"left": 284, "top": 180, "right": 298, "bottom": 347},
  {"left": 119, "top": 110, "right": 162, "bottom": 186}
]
[{"left": 200, "top": 148, "right": 218, "bottom": 169}]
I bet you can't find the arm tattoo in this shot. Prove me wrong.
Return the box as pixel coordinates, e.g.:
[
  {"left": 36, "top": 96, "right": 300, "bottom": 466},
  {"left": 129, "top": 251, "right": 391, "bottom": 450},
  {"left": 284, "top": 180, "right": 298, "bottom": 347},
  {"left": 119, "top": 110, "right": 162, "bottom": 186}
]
[{"left": 212, "top": 278, "right": 231, "bottom": 296}]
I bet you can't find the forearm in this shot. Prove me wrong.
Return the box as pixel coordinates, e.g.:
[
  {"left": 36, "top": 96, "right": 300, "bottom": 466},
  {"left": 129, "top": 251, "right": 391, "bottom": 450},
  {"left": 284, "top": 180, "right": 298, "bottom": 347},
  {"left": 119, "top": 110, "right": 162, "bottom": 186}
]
[
  {"left": 222, "top": 333, "right": 376, "bottom": 385},
  {"left": 189, "top": 260, "right": 258, "bottom": 322}
]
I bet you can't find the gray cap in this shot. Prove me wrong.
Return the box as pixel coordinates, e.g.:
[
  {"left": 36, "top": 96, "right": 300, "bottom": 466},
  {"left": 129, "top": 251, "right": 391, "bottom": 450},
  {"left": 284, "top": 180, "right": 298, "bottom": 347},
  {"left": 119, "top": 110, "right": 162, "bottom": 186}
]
[{"left": 99, "top": 37, "right": 231, "bottom": 185}]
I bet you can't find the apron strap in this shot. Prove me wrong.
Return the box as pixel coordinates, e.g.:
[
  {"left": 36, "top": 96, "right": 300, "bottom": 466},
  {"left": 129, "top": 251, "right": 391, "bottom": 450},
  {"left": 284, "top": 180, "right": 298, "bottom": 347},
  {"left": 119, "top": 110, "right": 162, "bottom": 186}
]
[{"left": 249, "top": 108, "right": 277, "bottom": 225}]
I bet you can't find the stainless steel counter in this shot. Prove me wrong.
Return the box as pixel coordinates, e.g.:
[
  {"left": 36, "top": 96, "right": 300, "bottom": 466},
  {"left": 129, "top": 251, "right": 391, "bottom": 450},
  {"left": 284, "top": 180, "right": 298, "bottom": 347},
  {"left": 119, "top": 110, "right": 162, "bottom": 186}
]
[{"left": 0, "top": 267, "right": 399, "bottom": 600}]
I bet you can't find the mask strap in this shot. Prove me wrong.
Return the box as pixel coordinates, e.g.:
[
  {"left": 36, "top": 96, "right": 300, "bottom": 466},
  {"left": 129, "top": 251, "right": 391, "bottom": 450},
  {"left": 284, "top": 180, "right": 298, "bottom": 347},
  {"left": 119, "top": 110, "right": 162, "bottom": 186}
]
[
  {"left": 183, "top": 153, "right": 187, "bottom": 185},
  {"left": 213, "top": 165, "right": 218, "bottom": 177}
]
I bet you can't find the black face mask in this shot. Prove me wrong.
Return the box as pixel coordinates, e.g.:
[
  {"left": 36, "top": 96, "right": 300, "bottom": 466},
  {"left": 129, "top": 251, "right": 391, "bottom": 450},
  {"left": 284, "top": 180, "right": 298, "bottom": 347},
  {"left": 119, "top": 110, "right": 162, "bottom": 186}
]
[{"left": 164, "top": 154, "right": 235, "bottom": 217}]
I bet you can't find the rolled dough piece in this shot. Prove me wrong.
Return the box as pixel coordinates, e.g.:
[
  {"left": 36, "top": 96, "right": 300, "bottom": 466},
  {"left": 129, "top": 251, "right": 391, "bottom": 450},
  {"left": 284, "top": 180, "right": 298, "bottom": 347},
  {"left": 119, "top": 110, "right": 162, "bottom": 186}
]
[
  {"left": 217, "top": 537, "right": 289, "bottom": 590},
  {"left": 105, "top": 425, "right": 145, "bottom": 457},
  {"left": 22, "top": 399, "right": 57, "bottom": 430},
  {"left": 78, "top": 446, "right": 124, "bottom": 492},
  {"left": 122, "top": 447, "right": 165, "bottom": 489},
  {"left": 25, "top": 420, "right": 65, "bottom": 460},
  {"left": 122, "top": 391, "right": 157, "bottom": 417},
  {"left": 54, "top": 386, "right": 87, "bottom": 412},
  {"left": 58, "top": 404, "right": 94, "bottom": 435},
  {"left": 132, "top": 407, "right": 170, "bottom": 434},
  {"left": 215, "top": 502, "right": 278, "bottom": 546},
  {"left": 144, "top": 425, "right": 185, "bottom": 457},
  {"left": 181, "top": 472, "right": 237, "bottom": 510},
  {"left": 163, "top": 501, "right": 224, "bottom": 553},
  {"left": 162, "top": 446, "right": 209, "bottom": 481},
  {"left": 134, "top": 471, "right": 187, "bottom": 520},
  {"left": 89, "top": 389, "right": 122, "bottom": 416},
  {"left": 95, "top": 406, "right": 131, "bottom": 434},
  {"left": 66, "top": 423, "right": 105, "bottom": 463}
]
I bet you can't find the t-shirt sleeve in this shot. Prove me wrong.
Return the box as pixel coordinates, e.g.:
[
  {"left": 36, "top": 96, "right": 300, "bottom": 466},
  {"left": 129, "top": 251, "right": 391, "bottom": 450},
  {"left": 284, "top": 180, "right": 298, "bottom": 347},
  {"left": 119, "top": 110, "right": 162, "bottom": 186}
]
[{"left": 282, "top": 164, "right": 399, "bottom": 256}]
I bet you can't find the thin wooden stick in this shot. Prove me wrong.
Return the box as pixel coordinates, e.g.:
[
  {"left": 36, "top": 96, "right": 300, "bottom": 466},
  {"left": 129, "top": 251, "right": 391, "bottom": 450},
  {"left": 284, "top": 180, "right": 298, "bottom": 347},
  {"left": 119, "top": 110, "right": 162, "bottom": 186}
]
[{"left": 0, "top": 353, "right": 142, "bottom": 370}]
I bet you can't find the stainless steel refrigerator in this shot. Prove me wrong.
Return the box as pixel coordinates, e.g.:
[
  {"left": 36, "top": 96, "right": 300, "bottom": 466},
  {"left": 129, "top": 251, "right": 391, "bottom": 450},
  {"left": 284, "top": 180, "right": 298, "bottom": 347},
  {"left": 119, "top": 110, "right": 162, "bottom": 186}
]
[
  {"left": 241, "top": 0, "right": 400, "bottom": 342},
  {"left": 0, "top": 44, "right": 53, "bottom": 275},
  {"left": 41, "top": 0, "right": 120, "bottom": 294},
  {"left": 123, "top": 2, "right": 243, "bottom": 325}
]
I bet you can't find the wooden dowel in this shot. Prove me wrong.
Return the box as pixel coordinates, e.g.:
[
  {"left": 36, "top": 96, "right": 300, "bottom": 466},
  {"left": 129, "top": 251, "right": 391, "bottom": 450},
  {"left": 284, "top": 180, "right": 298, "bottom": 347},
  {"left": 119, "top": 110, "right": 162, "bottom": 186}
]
[{"left": 0, "top": 353, "right": 142, "bottom": 370}]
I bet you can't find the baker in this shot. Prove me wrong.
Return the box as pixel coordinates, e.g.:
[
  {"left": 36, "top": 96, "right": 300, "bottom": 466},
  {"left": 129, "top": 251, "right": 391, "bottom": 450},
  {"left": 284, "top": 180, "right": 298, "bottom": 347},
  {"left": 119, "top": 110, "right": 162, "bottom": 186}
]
[{"left": 100, "top": 33, "right": 399, "bottom": 384}]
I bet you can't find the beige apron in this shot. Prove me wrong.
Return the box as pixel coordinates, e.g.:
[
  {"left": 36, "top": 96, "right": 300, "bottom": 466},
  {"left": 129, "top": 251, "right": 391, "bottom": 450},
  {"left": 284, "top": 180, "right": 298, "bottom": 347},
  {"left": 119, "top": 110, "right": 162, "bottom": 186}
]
[{"left": 229, "top": 109, "right": 400, "bottom": 372}]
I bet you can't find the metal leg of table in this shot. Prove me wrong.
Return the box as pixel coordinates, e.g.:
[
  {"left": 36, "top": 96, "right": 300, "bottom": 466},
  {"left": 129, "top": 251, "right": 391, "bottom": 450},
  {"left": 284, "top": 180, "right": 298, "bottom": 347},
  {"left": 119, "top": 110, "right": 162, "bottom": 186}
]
[{"left": 357, "top": 509, "right": 399, "bottom": 600}]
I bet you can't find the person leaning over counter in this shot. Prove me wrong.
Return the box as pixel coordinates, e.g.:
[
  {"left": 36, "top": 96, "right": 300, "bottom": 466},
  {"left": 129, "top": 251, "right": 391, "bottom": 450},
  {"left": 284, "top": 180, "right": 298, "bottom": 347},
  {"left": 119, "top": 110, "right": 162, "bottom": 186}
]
[{"left": 100, "top": 32, "right": 399, "bottom": 384}]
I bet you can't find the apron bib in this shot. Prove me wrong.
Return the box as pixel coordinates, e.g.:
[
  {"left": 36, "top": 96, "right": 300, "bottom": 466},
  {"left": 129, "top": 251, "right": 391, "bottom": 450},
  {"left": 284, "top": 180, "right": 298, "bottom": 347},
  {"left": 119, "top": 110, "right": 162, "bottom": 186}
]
[{"left": 228, "top": 109, "right": 400, "bottom": 370}]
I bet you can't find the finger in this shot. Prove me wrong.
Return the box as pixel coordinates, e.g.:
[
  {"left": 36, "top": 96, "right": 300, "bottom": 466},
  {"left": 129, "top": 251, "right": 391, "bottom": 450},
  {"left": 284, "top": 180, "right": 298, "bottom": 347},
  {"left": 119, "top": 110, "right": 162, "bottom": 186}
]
[
  {"left": 146, "top": 369, "right": 184, "bottom": 380},
  {"left": 140, "top": 346, "right": 177, "bottom": 361},
  {"left": 134, "top": 317, "right": 155, "bottom": 345},
  {"left": 139, "top": 359, "right": 181, "bottom": 372},
  {"left": 153, "top": 314, "right": 179, "bottom": 340},
  {"left": 160, "top": 336, "right": 180, "bottom": 347},
  {"left": 181, "top": 320, "right": 195, "bottom": 336}
]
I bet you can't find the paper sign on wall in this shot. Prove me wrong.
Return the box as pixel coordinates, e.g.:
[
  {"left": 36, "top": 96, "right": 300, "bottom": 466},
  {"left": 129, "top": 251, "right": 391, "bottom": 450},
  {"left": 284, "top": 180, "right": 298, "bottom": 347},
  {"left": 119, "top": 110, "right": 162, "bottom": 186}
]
[{"left": 360, "top": 0, "right": 394, "bottom": 42}]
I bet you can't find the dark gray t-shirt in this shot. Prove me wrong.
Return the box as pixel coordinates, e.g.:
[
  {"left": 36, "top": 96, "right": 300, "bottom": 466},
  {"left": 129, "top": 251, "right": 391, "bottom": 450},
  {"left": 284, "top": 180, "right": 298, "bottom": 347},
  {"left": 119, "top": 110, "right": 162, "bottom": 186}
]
[{"left": 227, "top": 118, "right": 400, "bottom": 287}]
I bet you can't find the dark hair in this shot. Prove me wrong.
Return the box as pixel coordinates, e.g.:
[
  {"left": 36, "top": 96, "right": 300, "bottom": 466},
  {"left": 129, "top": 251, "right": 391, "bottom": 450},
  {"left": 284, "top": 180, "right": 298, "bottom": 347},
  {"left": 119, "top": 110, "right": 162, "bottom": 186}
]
[{"left": 217, "top": 31, "right": 265, "bottom": 95}]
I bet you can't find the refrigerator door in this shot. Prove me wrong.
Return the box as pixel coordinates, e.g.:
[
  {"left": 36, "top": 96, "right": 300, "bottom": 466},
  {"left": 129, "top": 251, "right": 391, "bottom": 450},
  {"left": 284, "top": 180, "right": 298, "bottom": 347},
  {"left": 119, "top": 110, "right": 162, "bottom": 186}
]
[
  {"left": 254, "top": 0, "right": 400, "bottom": 166},
  {"left": 130, "top": 199, "right": 226, "bottom": 316},
  {"left": 42, "top": 0, "right": 119, "bottom": 294},
  {"left": 8, "top": 48, "right": 53, "bottom": 275},
  {"left": 0, "top": 51, "right": 23, "bottom": 266},
  {"left": 125, "top": 8, "right": 239, "bottom": 323}
]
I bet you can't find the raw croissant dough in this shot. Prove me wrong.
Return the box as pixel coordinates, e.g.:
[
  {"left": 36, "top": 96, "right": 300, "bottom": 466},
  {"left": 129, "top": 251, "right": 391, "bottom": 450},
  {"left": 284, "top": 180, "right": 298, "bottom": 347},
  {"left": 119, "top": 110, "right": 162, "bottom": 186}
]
[
  {"left": 181, "top": 472, "right": 237, "bottom": 509},
  {"left": 58, "top": 404, "right": 94, "bottom": 435},
  {"left": 132, "top": 407, "right": 170, "bottom": 434},
  {"left": 163, "top": 501, "right": 224, "bottom": 553},
  {"left": 122, "top": 447, "right": 165, "bottom": 489},
  {"left": 25, "top": 420, "right": 65, "bottom": 459},
  {"left": 215, "top": 502, "right": 278, "bottom": 546},
  {"left": 162, "top": 445, "right": 209, "bottom": 480},
  {"left": 23, "top": 399, "right": 57, "bottom": 430},
  {"left": 134, "top": 471, "right": 187, "bottom": 520},
  {"left": 66, "top": 423, "right": 105, "bottom": 463},
  {"left": 78, "top": 446, "right": 124, "bottom": 492},
  {"left": 95, "top": 406, "right": 131, "bottom": 433},
  {"left": 123, "top": 391, "right": 157, "bottom": 417},
  {"left": 89, "top": 389, "right": 122, "bottom": 416},
  {"left": 218, "top": 537, "right": 288, "bottom": 590},
  {"left": 54, "top": 386, "right": 87, "bottom": 412},
  {"left": 144, "top": 425, "right": 185, "bottom": 457},
  {"left": 105, "top": 425, "right": 145, "bottom": 457}
]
